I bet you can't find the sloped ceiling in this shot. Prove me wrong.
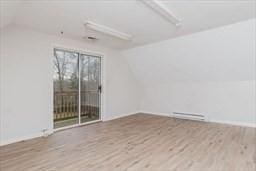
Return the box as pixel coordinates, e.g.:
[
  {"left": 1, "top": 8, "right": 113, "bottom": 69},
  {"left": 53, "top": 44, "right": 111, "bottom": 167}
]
[{"left": 0, "top": 0, "right": 255, "bottom": 49}]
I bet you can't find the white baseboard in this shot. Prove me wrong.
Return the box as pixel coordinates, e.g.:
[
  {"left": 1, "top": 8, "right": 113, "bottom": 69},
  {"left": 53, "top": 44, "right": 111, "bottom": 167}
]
[
  {"left": 139, "top": 110, "right": 207, "bottom": 120},
  {"left": 208, "top": 119, "right": 256, "bottom": 128},
  {"left": 139, "top": 111, "right": 170, "bottom": 117},
  {"left": 1, "top": 111, "right": 254, "bottom": 146},
  {"left": 0, "top": 112, "right": 138, "bottom": 146},
  {"left": 139, "top": 111, "right": 256, "bottom": 128},
  {"left": 103, "top": 111, "right": 140, "bottom": 121},
  {"left": 0, "top": 129, "right": 53, "bottom": 146}
]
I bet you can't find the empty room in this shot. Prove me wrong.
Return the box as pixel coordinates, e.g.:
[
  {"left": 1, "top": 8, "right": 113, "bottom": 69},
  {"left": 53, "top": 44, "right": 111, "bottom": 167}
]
[{"left": 0, "top": 0, "right": 255, "bottom": 170}]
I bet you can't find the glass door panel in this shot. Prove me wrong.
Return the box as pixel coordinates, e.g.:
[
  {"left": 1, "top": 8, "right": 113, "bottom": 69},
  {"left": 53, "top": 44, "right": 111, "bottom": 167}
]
[
  {"left": 53, "top": 49, "right": 79, "bottom": 129},
  {"left": 80, "top": 55, "right": 101, "bottom": 123}
]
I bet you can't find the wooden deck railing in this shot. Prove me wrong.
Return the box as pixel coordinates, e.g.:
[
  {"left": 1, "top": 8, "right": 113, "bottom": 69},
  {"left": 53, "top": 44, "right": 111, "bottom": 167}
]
[{"left": 54, "top": 91, "right": 99, "bottom": 121}]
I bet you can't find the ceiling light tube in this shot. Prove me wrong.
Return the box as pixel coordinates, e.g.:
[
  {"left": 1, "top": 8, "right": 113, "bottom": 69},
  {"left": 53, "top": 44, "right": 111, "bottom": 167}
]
[
  {"left": 140, "top": 0, "right": 181, "bottom": 26},
  {"left": 84, "top": 21, "right": 132, "bottom": 41}
]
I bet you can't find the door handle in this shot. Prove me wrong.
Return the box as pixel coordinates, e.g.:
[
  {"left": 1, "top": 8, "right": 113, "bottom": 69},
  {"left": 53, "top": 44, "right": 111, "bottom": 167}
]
[{"left": 98, "top": 85, "right": 102, "bottom": 93}]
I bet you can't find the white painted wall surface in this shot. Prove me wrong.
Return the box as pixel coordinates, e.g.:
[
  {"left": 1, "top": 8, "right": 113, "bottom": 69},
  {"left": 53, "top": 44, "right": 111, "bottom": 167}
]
[
  {"left": 0, "top": 25, "right": 141, "bottom": 145},
  {"left": 124, "top": 19, "right": 256, "bottom": 127},
  {"left": 1, "top": 18, "right": 255, "bottom": 145}
]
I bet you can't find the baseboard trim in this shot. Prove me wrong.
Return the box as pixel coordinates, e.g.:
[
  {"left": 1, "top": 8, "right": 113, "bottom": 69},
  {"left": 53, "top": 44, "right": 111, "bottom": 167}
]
[
  {"left": 0, "top": 130, "right": 53, "bottom": 146},
  {"left": 208, "top": 119, "right": 256, "bottom": 128},
  {"left": 0, "top": 112, "right": 139, "bottom": 146},
  {"left": 139, "top": 111, "right": 256, "bottom": 128},
  {"left": 103, "top": 111, "right": 140, "bottom": 121},
  {"left": 1, "top": 111, "right": 254, "bottom": 146},
  {"left": 139, "top": 111, "right": 170, "bottom": 117}
]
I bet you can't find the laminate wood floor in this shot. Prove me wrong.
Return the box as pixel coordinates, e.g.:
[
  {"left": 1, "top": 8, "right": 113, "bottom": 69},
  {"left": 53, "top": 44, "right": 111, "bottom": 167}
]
[{"left": 0, "top": 113, "right": 255, "bottom": 171}]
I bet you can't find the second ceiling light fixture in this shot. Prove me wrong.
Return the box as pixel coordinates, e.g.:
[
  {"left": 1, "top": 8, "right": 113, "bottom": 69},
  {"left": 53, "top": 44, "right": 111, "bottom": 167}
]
[{"left": 84, "top": 0, "right": 181, "bottom": 41}]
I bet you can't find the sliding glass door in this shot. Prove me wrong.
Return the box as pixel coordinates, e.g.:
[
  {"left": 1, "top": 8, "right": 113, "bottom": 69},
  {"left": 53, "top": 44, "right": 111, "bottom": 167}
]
[
  {"left": 53, "top": 48, "right": 101, "bottom": 129},
  {"left": 80, "top": 55, "right": 101, "bottom": 123},
  {"left": 53, "top": 49, "right": 79, "bottom": 129}
]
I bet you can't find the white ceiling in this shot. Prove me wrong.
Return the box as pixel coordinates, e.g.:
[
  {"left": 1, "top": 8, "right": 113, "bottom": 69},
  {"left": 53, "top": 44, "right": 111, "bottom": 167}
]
[{"left": 1, "top": 0, "right": 255, "bottom": 49}]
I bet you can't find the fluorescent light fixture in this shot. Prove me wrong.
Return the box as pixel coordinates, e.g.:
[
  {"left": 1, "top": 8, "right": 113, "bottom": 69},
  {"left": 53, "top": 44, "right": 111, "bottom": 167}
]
[
  {"left": 140, "top": 0, "right": 181, "bottom": 26},
  {"left": 84, "top": 21, "right": 132, "bottom": 41}
]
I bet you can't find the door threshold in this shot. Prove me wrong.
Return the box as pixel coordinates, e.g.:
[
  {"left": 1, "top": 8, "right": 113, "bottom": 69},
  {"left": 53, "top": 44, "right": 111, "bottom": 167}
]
[{"left": 54, "top": 119, "right": 102, "bottom": 132}]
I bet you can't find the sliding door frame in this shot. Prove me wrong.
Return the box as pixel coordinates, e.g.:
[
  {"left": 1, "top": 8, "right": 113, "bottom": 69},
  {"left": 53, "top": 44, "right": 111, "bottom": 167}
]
[{"left": 52, "top": 46, "right": 104, "bottom": 132}]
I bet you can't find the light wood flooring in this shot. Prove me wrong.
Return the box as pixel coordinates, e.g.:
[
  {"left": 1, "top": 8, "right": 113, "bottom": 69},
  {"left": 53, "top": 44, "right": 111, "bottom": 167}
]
[{"left": 0, "top": 113, "right": 255, "bottom": 171}]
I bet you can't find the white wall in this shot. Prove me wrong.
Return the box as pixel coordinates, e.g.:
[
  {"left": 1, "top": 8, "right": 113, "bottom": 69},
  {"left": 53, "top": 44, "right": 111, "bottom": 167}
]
[
  {"left": 0, "top": 0, "right": 22, "bottom": 29},
  {"left": 124, "top": 19, "right": 256, "bottom": 127},
  {"left": 1, "top": 18, "right": 255, "bottom": 146},
  {"left": 0, "top": 25, "right": 141, "bottom": 145}
]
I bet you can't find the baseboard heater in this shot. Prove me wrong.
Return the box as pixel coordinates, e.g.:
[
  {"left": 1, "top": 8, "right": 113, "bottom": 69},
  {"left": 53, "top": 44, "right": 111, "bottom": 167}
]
[{"left": 172, "top": 112, "right": 205, "bottom": 121}]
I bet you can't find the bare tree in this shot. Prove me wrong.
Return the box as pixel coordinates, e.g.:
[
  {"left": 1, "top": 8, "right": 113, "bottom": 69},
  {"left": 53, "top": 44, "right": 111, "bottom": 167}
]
[
  {"left": 54, "top": 50, "right": 68, "bottom": 93},
  {"left": 54, "top": 51, "right": 69, "bottom": 113}
]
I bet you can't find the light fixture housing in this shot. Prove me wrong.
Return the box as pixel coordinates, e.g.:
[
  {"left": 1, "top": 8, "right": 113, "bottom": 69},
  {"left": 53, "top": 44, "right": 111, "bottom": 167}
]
[
  {"left": 82, "top": 36, "right": 98, "bottom": 42},
  {"left": 84, "top": 21, "right": 132, "bottom": 41},
  {"left": 140, "top": 0, "right": 181, "bottom": 26}
]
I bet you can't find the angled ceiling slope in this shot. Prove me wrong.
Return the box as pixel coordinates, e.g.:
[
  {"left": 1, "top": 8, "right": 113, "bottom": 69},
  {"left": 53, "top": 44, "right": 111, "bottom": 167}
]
[{"left": 1, "top": 0, "right": 255, "bottom": 49}]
